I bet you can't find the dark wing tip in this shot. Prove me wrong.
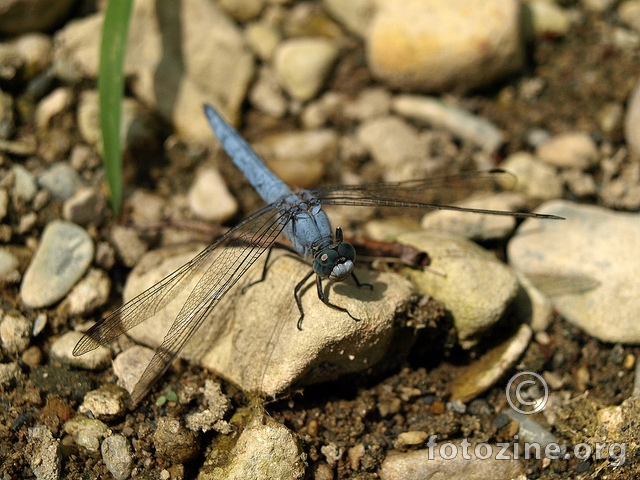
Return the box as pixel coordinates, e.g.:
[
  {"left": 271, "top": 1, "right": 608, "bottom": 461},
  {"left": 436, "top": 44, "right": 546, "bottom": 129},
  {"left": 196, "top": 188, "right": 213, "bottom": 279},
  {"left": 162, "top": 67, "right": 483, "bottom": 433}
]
[{"left": 72, "top": 335, "right": 101, "bottom": 356}]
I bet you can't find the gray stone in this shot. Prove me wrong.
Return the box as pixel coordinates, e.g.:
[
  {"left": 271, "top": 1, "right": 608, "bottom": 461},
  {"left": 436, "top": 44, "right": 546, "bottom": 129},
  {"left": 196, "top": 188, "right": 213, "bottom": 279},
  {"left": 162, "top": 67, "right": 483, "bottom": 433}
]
[
  {"left": 501, "top": 151, "right": 563, "bottom": 201},
  {"left": 21, "top": 220, "right": 94, "bottom": 308},
  {"left": 398, "top": 230, "right": 519, "bottom": 348},
  {"left": 101, "top": 434, "right": 134, "bottom": 480},
  {"left": 508, "top": 200, "right": 640, "bottom": 343},
  {"left": 38, "top": 162, "right": 82, "bottom": 200},
  {"left": 112, "top": 345, "right": 155, "bottom": 396},
  {"left": 64, "top": 415, "right": 110, "bottom": 453},
  {"left": 11, "top": 164, "right": 37, "bottom": 202},
  {"left": 185, "top": 380, "right": 231, "bottom": 433},
  {"left": 110, "top": 226, "right": 148, "bottom": 268},
  {"left": 123, "top": 244, "right": 415, "bottom": 398},
  {"left": 0, "top": 311, "right": 31, "bottom": 354},
  {"left": 51, "top": 331, "right": 112, "bottom": 370},
  {"left": 198, "top": 413, "right": 305, "bottom": 480},
  {"left": 62, "top": 187, "right": 107, "bottom": 226},
  {"left": 188, "top": 168, "right": 238, "bottom": 223},
  {"left": 64, "top": 268, "right": 111, "bottom": 316},
  {"left": 0, "top": 248, "right": 20, "bottom": 283},
  {"left": 27, "top": 425, "right": 61, "bottom": 480}
]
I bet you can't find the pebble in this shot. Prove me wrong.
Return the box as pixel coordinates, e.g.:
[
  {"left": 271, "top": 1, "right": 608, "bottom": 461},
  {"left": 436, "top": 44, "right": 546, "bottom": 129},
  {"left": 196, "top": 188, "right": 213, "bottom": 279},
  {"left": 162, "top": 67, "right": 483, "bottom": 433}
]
[
  {"left": 0, "top": 248, "right": 21, "bottom": 283},
  {"left": 502, "top": 408, "right": 561, "bottom": 450},
  {"left": 185, "top": 380, "right": 231, "bottom": 433},
  {"left": 378, "top": 439, "right": 525, "bottom": 480},
  {"left": 0, "top": 89, "right": 14, "bottom": 139},
  {"left": 198, "top": 413, "right": 305, "bottom": 479},
  {"left": 0, "top": 362, "right": 21, "bottom": 386},
  {"left": 501, "top": 151, "right": 563, "bottom": 201},
  {"left": 109, "top": 225, "right": 148, "bottom": 268},
  {"left": 112, "top": 345, "right": 155, "bottom": 396},
  {"left": 397, "top": 231, "right": 519, "bottom": 348},
  {"left": 32, "top": 313, "right": 47, "bottom": 336},
  {"left": 356, "top": 116, "right": 426, "bottom": 181},
  {"left": 395, "top": 431, "right": 428, "bottom": 448},
  {"left": 64, "top": 415, "right": 111, "bottom": 453},
  {"left": 561, "top": 169, "right": 597, "bottom": 198},
  {"left": 343, "top": 88, "right": 392, "bottom": 121},
  {"left": 95, "top": 241, "right": 116, "bottom": 270},
  {"left": 367, "top": 0, "right": 523, "bottom": 92},
  {"left": 0, "top": 311, "right": 31, "bottom": 354},
  {"left": 624, "top": 79, "right": 640, "bottom": 157},
  {"left": 123, "top": 244, "right": 414, "bottom": 397},
  {"left": 62, "top": 187, "right": 107, "bottom": 226},
  {"left": 508, "top": 200, "right": 640, "bottom": 344},
  {"left": 420, "top": 192, "right": 524, "bottom": 241},
  {"left": 217, "top": 0, "right": 265, "bottom": 22},
  {"left": 323, "top": 0, "right": 373, "bottom": 36},
  {"left": 249, "top": 67, "right": 287, "bottom": 117},
  {"left": 37, "top": 162, "right": 82, "bottom": 200},
  {"left": 17, "top": 211, "right": 37, "bottom": 234},
  {"left": 512, "top": 270, "right": 554, "bottom": 332},
  {"left": 20, "top": 220, "right": 94, "bottom": 308},
  {"left": 0, "top": 188, "right": 7, "bottom": 220},
  {"left": 35, "top": 87, "right": 73, "bottom": 130},
  {"left": 535, "top": 132, "right": 598, "bottom": 170},
  {"left": 26, "top": 425, "right": 61, "bottom": 480},
  {"left": 245, "top": 22, "right": 281, "bottom": 62},
  {"left": 274, "top": 37, "right": 339, "bottom": 101},
  {"left": 50, "top": 330, "right": 112, "bottom": 370},
  {"left": 21, "top": 345, "right": 42, "bottom": 368},
  {"left": 188, "top": 168, "right": 238, "bottom": 223},
  {"left": 101, "top": 434, "right": 134, "bottom": 480},
  {"left": 450, "top": 324, "right": 532, "bottom": 402},
  {"left": 11, "top": 33, "right": 53, "bottom": 79},
  {"left": 54, "top": 0, "right": 254, "bottom": 145},
  {"left": 393, "top": 95, "right": 504, "bottom": 152},
  {"left": 11, "top": 164, "right": 37, "bottom": 202},
  {"left": 153, "top": 416, "right": 200, "bottom": 463},
  {"left": 256, "top": 129, "right": 338, "bottom": 188},
  {"left": 618, "top": 0, "right": 640, "bottom": 34},
  {"left": 64, "top": 268, "right": 110, "bottom": 316},
  {"left": 79, "top": 384, "right": 128, "bottom": 421},
  {"left": 523, "top": 0, "right": 572, "bottom": 39},
  {"left": 126, "top": 190, "right": 166, "bottom": 224}
]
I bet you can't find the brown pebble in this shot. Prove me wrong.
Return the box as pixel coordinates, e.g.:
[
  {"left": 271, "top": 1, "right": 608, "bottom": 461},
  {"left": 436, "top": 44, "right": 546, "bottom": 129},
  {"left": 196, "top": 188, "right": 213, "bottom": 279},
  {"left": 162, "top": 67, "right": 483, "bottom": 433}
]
[
  {"left": 307, "top": 419, "right": 319, "bottom": 437},
  {"left": 623, "top": 354, "right": 636, "bottom": 370},
  {"left": 21, "top": 345, "right": 42, "bottom": 368},
  {"left": 430, "top": 401, "right": 446, "bottom": 415}
]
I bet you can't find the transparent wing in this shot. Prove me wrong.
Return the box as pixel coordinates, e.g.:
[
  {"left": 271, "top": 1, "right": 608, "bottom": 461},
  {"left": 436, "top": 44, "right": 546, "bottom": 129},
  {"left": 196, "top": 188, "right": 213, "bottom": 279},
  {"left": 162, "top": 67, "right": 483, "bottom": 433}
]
[
  {"left": 310, "top": 170, "right": 564, "bottom": 220},
  {"left": 74, "top": 202, "right": 290, "bottom": 405}
]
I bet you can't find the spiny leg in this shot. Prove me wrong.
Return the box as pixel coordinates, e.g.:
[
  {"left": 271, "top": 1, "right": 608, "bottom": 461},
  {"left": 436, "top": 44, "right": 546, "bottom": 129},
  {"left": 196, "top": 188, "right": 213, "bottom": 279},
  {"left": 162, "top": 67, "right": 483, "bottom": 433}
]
[
  {"left": 295, "top": 270, "right": 316, "bottom": 330},
  {"left": 351, "top": 271, "right": 373, "bottom": 290},
  {"left": 315, "top": 275, "right": 360, "bottom": 323},
  {"left": 242, "top": 244, "right": 298, "bottom": 294}
]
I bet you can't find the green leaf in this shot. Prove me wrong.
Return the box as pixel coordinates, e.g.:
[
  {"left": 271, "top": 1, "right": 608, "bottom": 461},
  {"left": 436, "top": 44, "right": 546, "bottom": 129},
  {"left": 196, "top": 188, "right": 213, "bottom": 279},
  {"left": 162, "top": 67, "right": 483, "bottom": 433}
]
[{"left": 98, "top": 0, "right": 134, "bottom": 216}]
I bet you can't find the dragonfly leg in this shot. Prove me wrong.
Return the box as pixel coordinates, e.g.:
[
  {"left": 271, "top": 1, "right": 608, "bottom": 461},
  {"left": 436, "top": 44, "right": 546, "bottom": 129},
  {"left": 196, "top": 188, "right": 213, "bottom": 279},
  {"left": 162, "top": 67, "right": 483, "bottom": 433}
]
[
  {"left": 295, "top": 269, "right": 316, "bottom": 330},
  {"left": 242, "top": 244, "right": 298, "bottom": 294},
  {"left": 315, "top": 275, "right": 360, "bottom": 324},
  {"left": 351, "top": 272, "right": 373, "bottom": 290}
]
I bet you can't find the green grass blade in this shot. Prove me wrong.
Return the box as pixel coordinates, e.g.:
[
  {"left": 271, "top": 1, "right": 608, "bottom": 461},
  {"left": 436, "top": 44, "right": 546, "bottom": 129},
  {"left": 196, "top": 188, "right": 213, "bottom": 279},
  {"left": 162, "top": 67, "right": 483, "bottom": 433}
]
[{"left": 98, "top": 0, "right": 134, "bottom": 216}]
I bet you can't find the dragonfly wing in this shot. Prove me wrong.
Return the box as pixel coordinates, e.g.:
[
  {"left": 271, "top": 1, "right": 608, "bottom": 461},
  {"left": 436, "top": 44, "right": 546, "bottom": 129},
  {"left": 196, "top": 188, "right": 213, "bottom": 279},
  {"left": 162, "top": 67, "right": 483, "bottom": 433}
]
[
  {"left": 74, "top": 202, "right": 289, "bottom": 403},
  {"left": 311, "top": 170, "right": 563, "bottom": 219}
]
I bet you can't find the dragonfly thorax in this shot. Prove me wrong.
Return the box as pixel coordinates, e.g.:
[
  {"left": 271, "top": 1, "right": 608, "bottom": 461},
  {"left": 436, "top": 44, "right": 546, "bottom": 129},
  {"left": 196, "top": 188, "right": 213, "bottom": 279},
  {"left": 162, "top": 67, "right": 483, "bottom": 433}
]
[{"left": 313, "top": 241, "right": 356, "bottom": 281}]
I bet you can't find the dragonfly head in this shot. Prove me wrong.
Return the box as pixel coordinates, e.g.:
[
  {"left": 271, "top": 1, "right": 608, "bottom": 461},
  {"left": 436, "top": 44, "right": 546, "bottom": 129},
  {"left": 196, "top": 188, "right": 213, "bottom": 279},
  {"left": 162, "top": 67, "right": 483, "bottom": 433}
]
[{"left": 313, "top": 241, "right": 356, "bottom": 281}]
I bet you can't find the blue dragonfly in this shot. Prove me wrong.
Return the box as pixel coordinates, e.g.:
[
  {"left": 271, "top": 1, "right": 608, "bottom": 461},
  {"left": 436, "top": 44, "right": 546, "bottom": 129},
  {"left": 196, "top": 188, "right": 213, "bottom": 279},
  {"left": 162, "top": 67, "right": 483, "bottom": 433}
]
[{"left": 74, "top": 104, "right": 563, "bottom": 406}]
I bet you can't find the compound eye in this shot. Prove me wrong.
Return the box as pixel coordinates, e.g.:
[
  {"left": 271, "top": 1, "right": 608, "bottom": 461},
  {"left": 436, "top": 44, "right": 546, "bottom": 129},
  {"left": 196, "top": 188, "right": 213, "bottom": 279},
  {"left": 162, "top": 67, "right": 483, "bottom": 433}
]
[
  {"left": 314, "top": 249, "right": 338, "bottom": 277},
  {"left": 337, "top": 242, "right": 355, "bottom": 261}
]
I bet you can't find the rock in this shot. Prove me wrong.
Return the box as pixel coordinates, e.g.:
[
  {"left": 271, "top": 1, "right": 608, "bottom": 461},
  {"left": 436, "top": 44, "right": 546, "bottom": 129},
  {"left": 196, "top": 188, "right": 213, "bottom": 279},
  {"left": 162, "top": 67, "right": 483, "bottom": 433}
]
[
  {"left": 0, "top": 362, "right": 20, "bottom": 385},
  {"left": 20, "top": 220, "right": 94, "bottom": 308},
  {"left": 379, "top": 439, "right": 525, "bottom": 480},
  {"left": 198, "top": 413, "right": 305, "bottom": 480},
  {"left": 27, "top": 425, "right": 61, "bottom": 480},
  {"left": 154, "top": 416, "right": 200, "bottom": 463},
  {"left": 38, "top": 162, "right": 82, "bottom": 200},
  {"left": 64, "top": 268, "right": 111, "bottom": 316},
  {"left": 11, "top": 164, "right": 37, "bottom": 202},
  {"left": 625, "top": 79, "right": 640, "bottom": 157},
  {"left": 397, "top": 231, "right": 519, "bottom": 348},
  {"left": 35, "top": 87, "right": 73, "bottom": 130},
  {"left": 522, "top": 0, "right": 572, "bottom": 40},
  {"left": 109, "top": 226, "right": 148, "bottom": 268},
  {"left": 343, "top": 88, "right": 392, "bottom": 121},
  {"left": 54, "top": 0, "right": 254, "bottom": 145},
  {"left": 274, "top": 37, "right": 339, "bottom": 101},
  {"left": 50, "top": 331, "right": 112, "bottom": 370},
  {"left": 508, "top": 200, "right": 640, "bottom": 344},
  {"left": 10, "top": 33, "right": 52, "bottom": 79},
  {"left": 0, "top": 311, "right": 31, "bottom": 354},
  {"left": 64, "top": 415, "right": 110, "bottom": 453},
  {"left": 393, "top": 95, "right": 504, "bottom": 152},
  {"left": 367, "top": 0, "right": 524, "bottom": 92},
  {"left": 248, "top": 67, "right": 288, "bottom": 118},
  {"left": 126, "top": 190, "right": 166, "bottom": 224},
  {"left": 112, "top": 345, "right": 155, "bottom": 396},
  {"left": 245, "top": 22, "right": 281, "bottom": 62},
  {"left": 188, "top": 168, "right": 238, "bottom": 222},
  {"left": 535, "top": 132, "right": 598, "bottom": 170},
  {"left": 185, "top": 380, "right": 231, "bottom": 433},
  {"left": 101, "top": 435, "right": 134, "bottom": 480},
  {"left": 501, "top": 151, "right": 563, "bottom": 201},
  {"left": 217, "top": 0, "right": 265, "bottom": 22},
  {"left": 62, "top": 187, "right": 107, "bottom": 226},
  {"left": 0, "top": 247, "right": 21, "bottom": 283},
  {"left": 395, "top": 431, "right": 428, "bottom": 448},
  {"left": 502, "top": 408, "right": 560, "bottom": 449},
  {"left": 450, "top": 324, "right": 532, "bottom": 402},
  {"left": 323, "top": 0, "right": 373, "bottom": 36},
  {"left": 512, "top": 270, "right": 554, "bottom": 332},
  {"left": 79, "top": 384, "right": 128, "bottom": 422},
  {"left": 619, "top": 1, "right": 640, "bottom": 33},
  {"left": 357, "top": 116, "right": 427, "bottom": 181},
  {"left": 256, "top": 129, "right": 338, "bottom": 189},
  {"left": 123, "top": 244, "right": 415, "bottom": 397},
  {"left": 0, "top": 0, "right": 76, "bottom": 35},
  {"left": 420, "top": 192, "right": 525, "bottom": 241}
]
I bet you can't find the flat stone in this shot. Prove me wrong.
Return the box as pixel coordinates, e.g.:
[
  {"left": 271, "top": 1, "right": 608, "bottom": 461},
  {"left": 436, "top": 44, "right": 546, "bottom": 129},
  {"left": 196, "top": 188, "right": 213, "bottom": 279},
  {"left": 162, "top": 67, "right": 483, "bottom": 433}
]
[
  {"left": 508, "top": 200, "right": 640, "bottom": 343},
  {"left": 109, "top": 226, "right": 148, "bottom": 268},
  {"left": 188, "top": 168, "right": 238, "bottom": 223},
  {"left": 397, "top": 231, "right": 519, "bottom": 348},
  {"left": 65, "top": 268, "right": 111, "bottom": 316},
  {"left": 197, "top": 413, "right": 305, "bottom": 480},
  {"left": 63, "top": 415, "right": 110, "bottom": 453},
  {"left": 112, "top": 345, "right": 155, "bottom": 395},
  {"left": 0, "top": 247, "right": 21, "bottom": 283},
  {"left": 101, "top": 434, "right": 134, "bottom": 480},
  {"left": 367, "top": 0, "right": 524, "bottom": 92},
  {"left": 51, "top": 331, "right": 112, "bottom": 370},
  {"left": 11, "top": 164, "right": 37, "bottom": 202},
  {"left": 62, "top": 187, "right": 107, "bottom": 226},
  {"left": 123, "top": 244, "right": 415, "bottom": 397},
  {"left": 323, "top": 0, "right": 373, "bottom": 36},
  {"left": 38, "top": 162, "right": 82, "bottom": 200},
  {"left": 20, "top": 220, "right": 94, "bottom": 308},
  {"left": 535, "top": 132, "right": 598, "bottom": 170},
  {"left": 79, "top": 384, "right": 128, "bottom": 421},
  {"left": 0, "top": 311, "right": 31, "bottom": 354}
]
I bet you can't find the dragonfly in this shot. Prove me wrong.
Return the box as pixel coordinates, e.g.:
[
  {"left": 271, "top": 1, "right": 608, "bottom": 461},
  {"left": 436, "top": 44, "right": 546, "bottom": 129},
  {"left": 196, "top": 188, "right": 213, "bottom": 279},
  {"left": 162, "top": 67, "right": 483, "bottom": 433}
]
[{"left": 74, "top": 104, "right": 563, "bottom": 406}]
